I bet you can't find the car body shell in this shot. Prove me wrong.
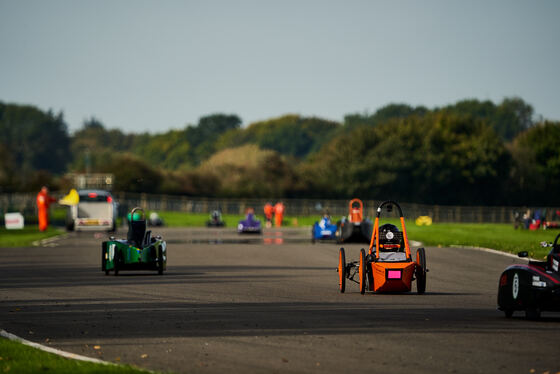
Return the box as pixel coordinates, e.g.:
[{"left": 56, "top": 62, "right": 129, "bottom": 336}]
[
  {"left": 102, "top": 238, "right": 167, "bottom": 274},
  {"left": 312, "top": 217, "right": 338, "bottom": 241},
  {"left": 101, "top": 207, "right": 166, "bottom": 275},
  {"left": 497, "top": 235, "right": 560, "bottom": 318},
  {"left": 67, "top": 189, "right": 118, "bottom": 232},
  {"left": 337, "top": 198, "right": 373, "bottom": 244},
  {"left": 338, "top": 200, "right": 426, "bottom": 294},
  {"left": 238, "top": 213, "right": 261, "bottom": 234}
]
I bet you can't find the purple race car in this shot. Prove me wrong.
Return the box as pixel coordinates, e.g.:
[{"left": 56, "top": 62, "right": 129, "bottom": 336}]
[{"left": 238, "top": 209, "right": 262, "bottom": 234}]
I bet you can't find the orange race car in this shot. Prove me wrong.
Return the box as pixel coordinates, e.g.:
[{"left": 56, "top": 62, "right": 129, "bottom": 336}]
[
  {"left": 336, "top": 198, "right": 373, "bottom": 244},
  {"left": 337, "top": 200, "right": 427, "bottom": 294}
]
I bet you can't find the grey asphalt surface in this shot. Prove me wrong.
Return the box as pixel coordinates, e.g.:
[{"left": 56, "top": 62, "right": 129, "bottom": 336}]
[{"left": 1, "top": 227, "right": 559, "bottom": 374}]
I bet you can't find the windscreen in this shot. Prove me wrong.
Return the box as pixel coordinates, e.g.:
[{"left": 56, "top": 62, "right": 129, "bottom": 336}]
[{"left": 79, "top": 191, "right": 111, "bottom": 202}]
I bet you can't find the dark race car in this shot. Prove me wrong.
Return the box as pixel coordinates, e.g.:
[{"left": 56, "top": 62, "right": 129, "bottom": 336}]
[
  {"left": 207, "top": 210, "right": 226, "bottom": 227},
  {"left": 497, "top": 232, "right": 560, "bottom": 319},
  {"left": 336, "top": 198, "right": 373, "bottom": 244}
]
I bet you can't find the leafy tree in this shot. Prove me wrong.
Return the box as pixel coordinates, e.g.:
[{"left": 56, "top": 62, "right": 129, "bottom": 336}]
[
  {"left": 508, "top": 121, "right": 560, "bottom": 204},
  {"left": 0, "top": 102, "right": 70, "bottom": 175},
  {"left": 198, "top": 144, "right": 297, "bottom": 197},
  {"left": 494, "top": 97, "right": 534, "bottom": 141},
  {"left": 185, "top": 113, "right": 241, "bottom": 164},
  {"left": 441, "top": 97, "right": 534, "bottom": 141},
  {"left": 0, "top": 144, "right": 16, "bottom": 192},
  {"left": 103, "top": 154, "right": 162, "bottom": 193},
  {"left": 216, "top": 115, "right": 339, "bottom": 159},
  {"left": 343, "top": 104, "right": 428, "bottom": 131},
  {"left": 303, "top": 112, "right": 510, "bottom": 204}
]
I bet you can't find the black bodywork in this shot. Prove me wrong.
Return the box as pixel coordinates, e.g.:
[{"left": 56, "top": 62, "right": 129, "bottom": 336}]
[
  {"left": 337, "top": 218, "right": 373, "bottom": 244},
  {"left": 497, "top": 233, "right": 560, "bottom": 319}
]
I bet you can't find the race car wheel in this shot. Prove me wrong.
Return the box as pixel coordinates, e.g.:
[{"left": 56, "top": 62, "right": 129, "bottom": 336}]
[
  {"left": 338, "top": 248, "right": 346, "bottom": 293},
  {"left": 114, "top": 252, "right": 120, "bottom": 276},
  {"left": 336, "top": 224, "right": 343, "bottom": 244},
  {"left": 366, "top": 262, "right": 374, "bottom": 291},
  {"left": 157, "top": 246, "right": 164, "bottom": 275},
  {"left": 359, "top": 248, "right": 367, "bottom": 294},
  {"left": 416, "top": 247, "right": 426, "bottom": 294},
  {"left": 311, "top": 227, "right": 316, "bottom": 244},
  {"left": 504, "top": 309, "right": 514, "bottom": 318}
]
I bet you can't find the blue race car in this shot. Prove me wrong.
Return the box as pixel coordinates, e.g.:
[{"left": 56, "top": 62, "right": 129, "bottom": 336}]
[{"left": 312, "top": 215, "right": 338, "bottom": 242}]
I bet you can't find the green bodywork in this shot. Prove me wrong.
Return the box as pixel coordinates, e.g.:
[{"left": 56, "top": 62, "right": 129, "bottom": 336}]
[{"left": 101, "top": 238, "right": 167, "bottom": 275}]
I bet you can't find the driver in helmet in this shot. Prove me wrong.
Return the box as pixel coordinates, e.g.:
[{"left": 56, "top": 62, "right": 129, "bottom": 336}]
[{"left": 378, "top": 223, "right": 402, "bottom": 251}]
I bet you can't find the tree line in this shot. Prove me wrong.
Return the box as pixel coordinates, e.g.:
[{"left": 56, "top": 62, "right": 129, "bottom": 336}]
[{"left": 0, "top": 98, "right": 559, "bottom": 205}]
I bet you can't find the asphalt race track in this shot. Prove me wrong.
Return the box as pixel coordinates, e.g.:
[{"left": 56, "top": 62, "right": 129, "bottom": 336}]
[{"left": 1, "top": 227, "right": 559, "bottom": 374}]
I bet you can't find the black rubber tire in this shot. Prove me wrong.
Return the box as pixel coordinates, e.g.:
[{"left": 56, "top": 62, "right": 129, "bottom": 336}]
[
  {"left": 416, "top": 248, "right": 426, "bottom": 294},
  {"left": 336, "top": 224, "right": 343, "bottom": 244},
  {"left": 311, "top": 227, "right": 316, "bottom": 244},
  {"left": 157, "top": 246, "right": 164, "bottom": 275},
  {"left": 504, "top": 309, "right": 514, "bottom": 318},
  {"left": 66, "top": 219, "right": 74, "bottom": 232},
  {"left": 338, "top": 248, "right": 346, "bottom": 293},
  {"left": 367, "top": 262, "right": 374, "bottom": 291},
  {"left": 359, "top": 248, "right": 367, "bottom": 294},
  {"left": 114, "top": 252, "right": 120, "bottom": 276}
]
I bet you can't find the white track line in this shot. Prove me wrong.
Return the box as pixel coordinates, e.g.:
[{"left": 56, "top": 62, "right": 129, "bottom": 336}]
[
  {"left": 0, "top": 329, "right": 112, "bottom": 365},
  {"left": 448, "top": 244, "right": 530, "bottom": 260}
]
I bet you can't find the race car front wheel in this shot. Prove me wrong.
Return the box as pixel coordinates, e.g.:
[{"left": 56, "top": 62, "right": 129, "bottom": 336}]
[
  {"left": 114, "top": 252, "right": 121, "bottom": 276},
  {"left": 338, "top": 248, "right": 346, "bottom": 293},
  {"left": 359, "top": 248, "right": 367, "bottom": 294},
  {"left": 416, "top": 247, "right": 426, "bottom": 294}
]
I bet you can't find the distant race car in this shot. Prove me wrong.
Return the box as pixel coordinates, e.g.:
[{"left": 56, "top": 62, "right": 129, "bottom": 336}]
[
  {"left": 336, "top": 198, "right": 373, "bottom": 244},
  {"left": 102, "top": 207, "right": 167, "bottom": 275},
  {"left": 338, "top": 200, "right": 427, "bottom": 295},
  {"left": 148, "top": 211, "right": 165, "bottom": 227},
  {"left": 312, "top": 215, "right": 338, "bottom": 242},
  {"left": 207, "top": 210, "right": 226, "bottom": 227},
  {"left": 238, "top": 209, "right": 262, "bottom": 234},
  {"left": 64, "top": 189, "right": 118, "bottom": 232},
  {"left": 497, "top": 232, "right": 560, "bottom": 319}
]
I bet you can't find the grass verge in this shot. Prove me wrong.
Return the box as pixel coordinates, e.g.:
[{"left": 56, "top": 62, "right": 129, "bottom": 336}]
[
  {"left": 0, "top": 337, "right": 152, "bottom": 374},
  {"left": 154, "top": 211, "right": 317, "bottom": 228},
  {"left": 0, "top": 227, "right": 63, "bottom": 248},
  {"left": 405, "top": 222, "right": 558, "bottom": 259}
]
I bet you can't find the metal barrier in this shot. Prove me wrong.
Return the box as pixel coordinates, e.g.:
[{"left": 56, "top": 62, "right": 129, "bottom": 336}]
[{"left": 1, "top": 192, "right": 556, "bottom": 224}]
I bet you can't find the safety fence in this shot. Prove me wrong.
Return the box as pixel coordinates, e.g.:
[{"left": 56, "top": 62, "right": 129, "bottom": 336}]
[{"left": 1, "top": 192, "right": 556, "bottom": 225}]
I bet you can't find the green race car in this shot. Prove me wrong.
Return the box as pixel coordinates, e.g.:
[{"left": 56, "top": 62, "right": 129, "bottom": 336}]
[{"left": 101, "top": 207, "right": 167, "bottom": 275}]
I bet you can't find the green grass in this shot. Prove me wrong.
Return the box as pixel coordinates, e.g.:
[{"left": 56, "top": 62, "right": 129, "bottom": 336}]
[
  {"left": 51, "top": 206, "right": 68, "bottom": 221},
  {"left": 405, "top": 222, "right": 558, "bottom": 259},
  {"left": 0, "top": 227, "right": 63, "bottom": 248},
  {"left": 154, "top": 211, "right": 317, "bottom": 228},
  {"left": 0, "top": 338, "right": 153, "bottom": 374}
]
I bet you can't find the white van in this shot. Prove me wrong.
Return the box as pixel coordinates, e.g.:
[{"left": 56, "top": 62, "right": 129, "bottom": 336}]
[{"left": 66, "top": 190, "right": 118, "bottom": 231}]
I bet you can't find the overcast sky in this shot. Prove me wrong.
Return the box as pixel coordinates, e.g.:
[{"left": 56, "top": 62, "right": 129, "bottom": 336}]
[{"left": 1, "top": 0, "right": 559, "bottom": 133}]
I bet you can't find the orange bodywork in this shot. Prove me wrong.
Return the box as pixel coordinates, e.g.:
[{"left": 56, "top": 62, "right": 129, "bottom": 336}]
[
  {"left": 367, "top": 202, "right": 416, "bottom": 293},
  {"left": 348, "top": 198, "right": 363, "bottom": 223},
  {"left": 371, "top": 261, "right": 415, "bottom": 292}
]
